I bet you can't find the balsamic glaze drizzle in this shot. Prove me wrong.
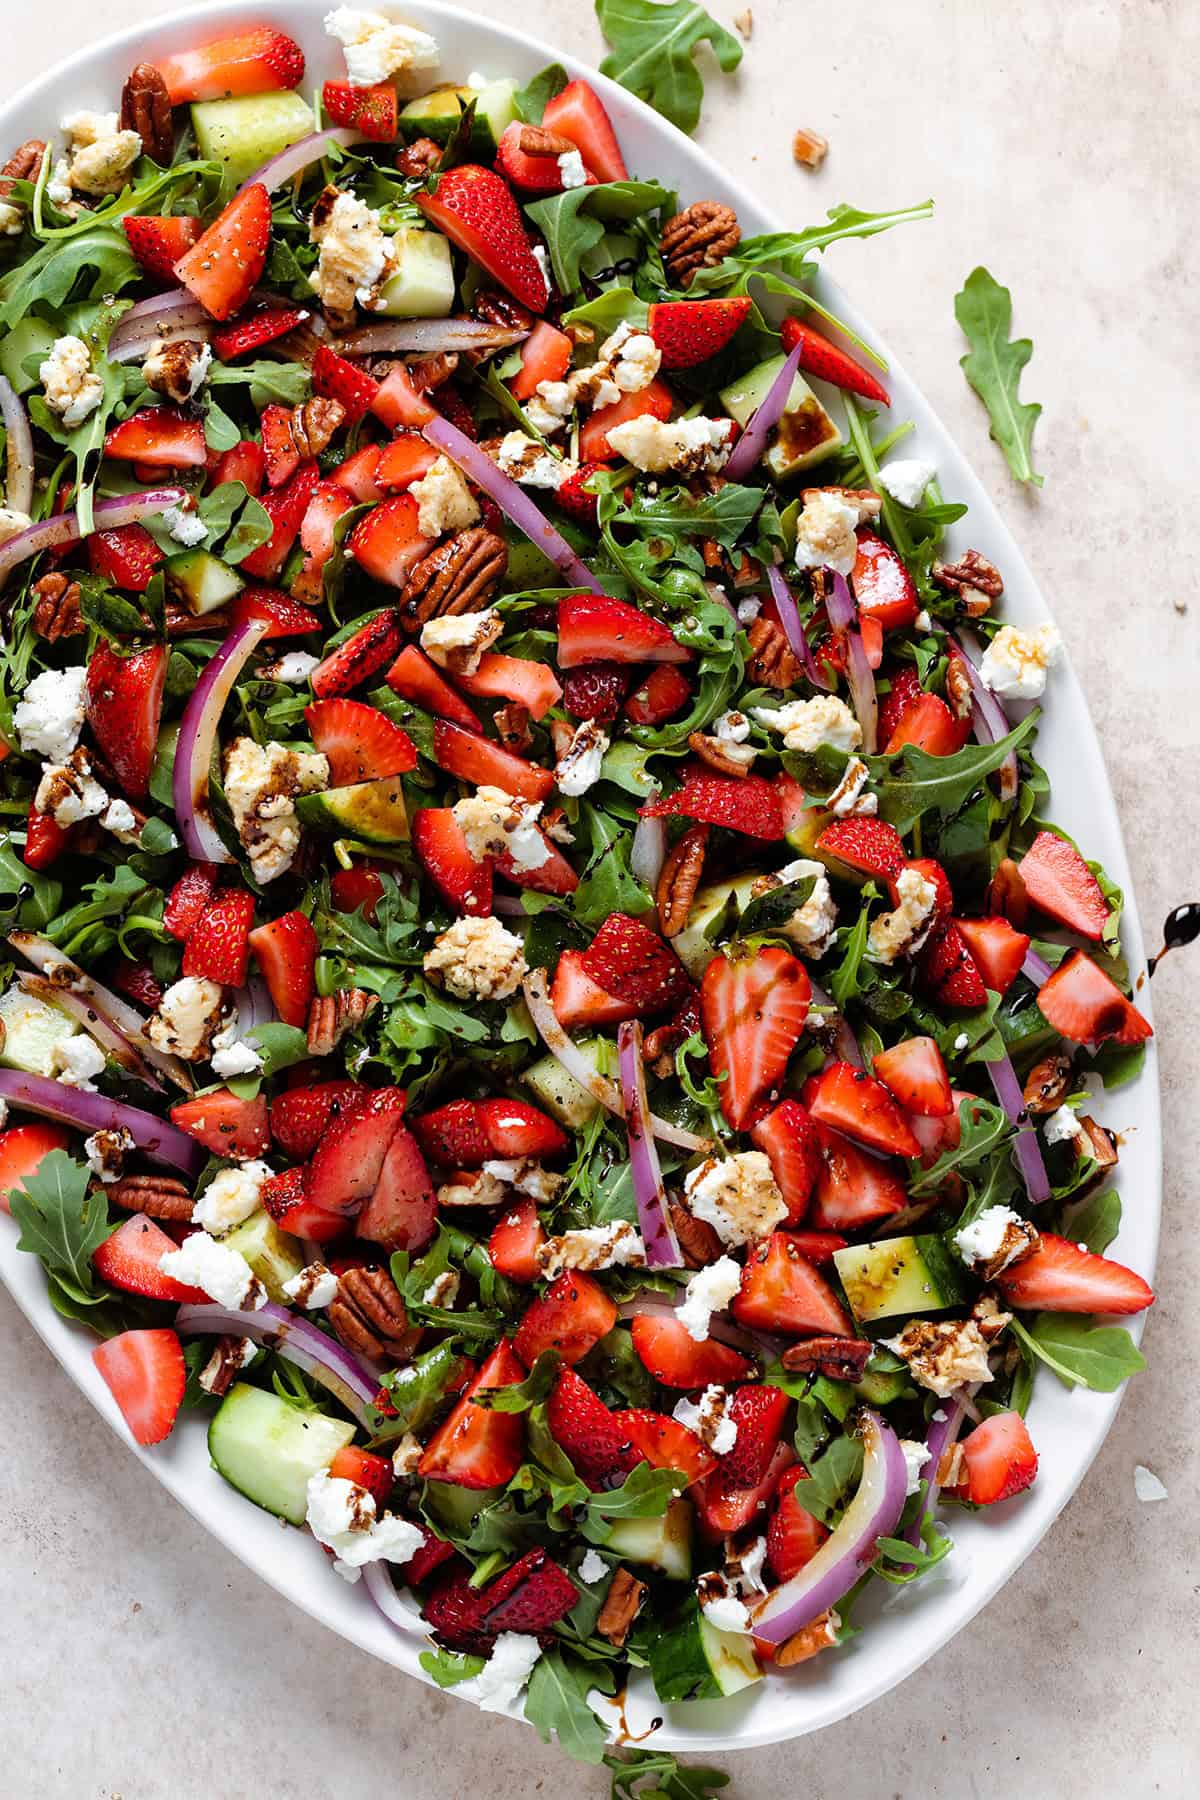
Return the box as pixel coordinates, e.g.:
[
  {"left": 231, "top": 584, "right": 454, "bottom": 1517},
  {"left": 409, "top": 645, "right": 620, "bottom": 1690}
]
[{"left": 1147, "top": 902, "right": 1200, "bottom": 976}]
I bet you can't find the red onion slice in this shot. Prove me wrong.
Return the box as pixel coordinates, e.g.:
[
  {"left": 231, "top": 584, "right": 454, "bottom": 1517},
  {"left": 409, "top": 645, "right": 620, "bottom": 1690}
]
[
  {"left": 752, "top": 1410, "right": 909, "bottom": 1643},
  {"left": 239, "top": 128, "right": 365, "bottom": 196},
  {"left": 0, "top": 488, "right": 187, "bottom": 582},
  {"left": 175, "top": 1301, "right": 378, "bottom": 1424},
  {"left": 724, "top": 341, "right": 805, "bottom": 483},
  {"left": 766, "top": 563, "right": 831, "bottom": 692},
  {"left": 109, "top": 290, "right": 208, "bottom": 355},
  {"left": 807, "top": 977, "right": 863, "bottom": 1068},
  {"left": 0, "top": 374, "right": 34, "bottom": 517},
  {"left": 945, "top": 631, "right": 1018, "bottom": 802},
  {"left": 109, "top": 319, "right": 212, "bottom": 367},
  {"left": 1021, "top": 946, "right": 1054, "bottom": 987},
  {"left": 10, "top": 931, "right": 192, "bottom": 1093},
  {"left": 988, "top": 1047, "right": 1051, "bottom": 1205},
  {"left": 422, "top": 413, "right": 604, "bottom": 595},
  {"left": 826, "top": 570, "right": 877, "bottom": 752},
  {"left": 14, "top": 972, "right": 165, "bottom": 1094},
  {"left": 900, "top": 1385, "right": 975, "bottom": 1567},
  {"left": 630, "top": 805, "right": 667, "bottom": 894},
  {"left": 334, "top": 318, "right": 529, "bottom": 356},
  {"left": 617, "top": 1021, "right": 683, "bottom": 1268},
  {"left": 174, "top": 618, "right": 269, "bottom": 862},
  {"left": 362, "top": 1560, "right": 426, "bottom": 1636},
  {"left": 0, "top": 1070, "right": 205, "bottom": 1176}
]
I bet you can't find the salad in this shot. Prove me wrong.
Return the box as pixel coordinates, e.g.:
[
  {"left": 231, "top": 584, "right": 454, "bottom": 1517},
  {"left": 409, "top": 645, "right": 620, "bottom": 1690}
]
[{"left": 0, "top": 9, "right": 1155, "bottom": 1760}]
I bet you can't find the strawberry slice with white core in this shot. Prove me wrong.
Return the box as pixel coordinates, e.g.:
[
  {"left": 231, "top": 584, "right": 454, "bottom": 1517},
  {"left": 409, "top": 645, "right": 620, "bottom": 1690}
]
[
  {"left": 1018, "top": 831, "right": 1110, "bottom": 940},
  {"left": 1036, "top": 950, "right": 1152, "bottom": 1046},
  {"left": 701, "top": 944, "right": 811, "bottom": 1129},
  {"left": 556, "top": 594, "right": 690, "bottom": 668},
  {"left": 994, "top": 1233, "right": 1154, "bottom": 1315},
  {"left": 305, "top": 698, "right": 418, "bottom": 784}
]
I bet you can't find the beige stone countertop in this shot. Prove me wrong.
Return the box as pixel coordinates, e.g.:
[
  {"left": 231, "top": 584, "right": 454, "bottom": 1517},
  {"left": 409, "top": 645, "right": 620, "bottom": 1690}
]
[{"left": 1, "top": 2, "right": 1197, "bottom": 1795}]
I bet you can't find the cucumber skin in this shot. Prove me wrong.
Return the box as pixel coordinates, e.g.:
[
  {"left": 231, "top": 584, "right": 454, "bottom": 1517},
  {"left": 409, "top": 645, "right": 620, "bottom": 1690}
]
[
  {"left": 192, "top": 91, "right": 314, "bottom": 188},
  {"left": 296, "top": 775, "right": 410, "bottom": 845},
  {"left": 207, "top": 1383, "right": 355, "bottom": 1525},
  {"left": 833, "top": 1232, "right": 968, "bottom": 1326}
]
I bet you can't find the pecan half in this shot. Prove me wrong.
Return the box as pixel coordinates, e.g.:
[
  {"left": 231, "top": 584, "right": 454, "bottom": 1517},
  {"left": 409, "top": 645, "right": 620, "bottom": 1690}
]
[
  {"left": 667, "top": 1197, "right": 724, "bottom": 1270},
  {"left": 473, "top": 289, "right": 536, "bottom": 335},
  {"left": 1022, "top": 1052, "right": 1073, "bottom": 1115},
  {"left": 779, "top": 1335, "right": 872, "bottom": 1381},
  {"left": 307, "top": 988, "right": 379, "bottom": 1056},
  {"left": 119, "top": 63, "right": 173, "bottom": 165},
  {"left": 107, "top": 1173, "right": 194, "bottom": 1221},
  {"left": 0, "top": 136, "right": 46, "bottom": 198},
  {"left": 166, "top": 600, "right": 229, "bottom": 635},
  {"left": 595, "top": 1567, "right": 646, "bottom": 1647},
  {"left": 395, "top": 136, "right": 442, "bottom": 178},
  {"left": 775, "top": 1609, "right": 840, "bottom": 1667},
  {"left": 515, "top": 124, "right": 577, "bottom": 157},
  {"left": 494, "top": 701, "right": 533, "bottom": 754},
  {"left": 291, "top": 395, "right": 346, "bottom": 458},
  {"left": 399, "top": 526, "right": 507, "bottom": 629},
  {"left": 330, "top": 1266, "right": 420, "bottom": 1362},
  {"left": 656, "top": 822, "right": 708, "bottom": 938},
  {"left": 687, "top": 730, "right": 755, "bottom": 777},
  {"left": 985, "top": 856, "right": 1029, "bottom": 927},
  {"left": 792, "top": 128, "right": 829, "bottom": 170},
  {"left": 944, "top": 653, "right": 974, "bottom": 722},
  {"left": 1076, "top": 1114, "right": 1119, "bottom": 1170},
  {"left": 31, "top": 572, "right": 84, "bottom": 641},
  {"left": 661, "top": 200, "right": 740, "bottom": 287},
  {"left": 932, "top": 548, "right": 1003, "bottom": 614},
  {"left": 746, "top": 615, "right": 802, "bottom": 690}
]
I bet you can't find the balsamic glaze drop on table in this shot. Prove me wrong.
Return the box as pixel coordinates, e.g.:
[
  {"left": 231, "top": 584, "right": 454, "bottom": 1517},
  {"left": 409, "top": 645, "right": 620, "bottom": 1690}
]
[{"left": 1147, "top": 902, "right": 1200, "bottom": 976}]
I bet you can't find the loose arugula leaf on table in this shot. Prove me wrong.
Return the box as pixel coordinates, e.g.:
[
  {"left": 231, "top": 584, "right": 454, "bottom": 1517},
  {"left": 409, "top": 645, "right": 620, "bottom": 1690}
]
[
  {"left": 595, "top": 0, "right": 742, "bottom": 135},
  {"left": 7, "top": 1151, "right": 113, "bottom": 1309},
  {"left": 606, "top": 1747, "right": 730, "bottom": 1799},
  {"left": 525, "top": 1646, "right": 610, "bottom": 1764},
  {"left": 954, "top": 266, "right": 1043, "bottom": 488},
  {"left": 1009, "top": 1313, "right": 1145, "bottom": 1392}
]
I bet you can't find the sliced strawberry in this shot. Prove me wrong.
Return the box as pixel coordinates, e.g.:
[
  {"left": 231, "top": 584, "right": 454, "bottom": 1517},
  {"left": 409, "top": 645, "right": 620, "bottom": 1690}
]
[
  {"left": 269, "top": 1080, "right": 367, "bottom": 1159},
  {"left": 85, "top": 641, "right": 167, "bottom": 798},
  {"left": 715, "top": 1386, "right": 790, "bottom": 1492},
  {"left": 170, "top": 1090, "right": 269, "bottom": 1160},
  {"left": 579, "top": 378, "right": 675, "bottom": 462},
  {"left": 0, "top": 1123, "right": 72, "bottom": 1215},
  {"left": 546, "top": 1367, "right": 646, "bottom": 1488},
  {"left": 954, "top": 915, "right": 1031, "bottom": 997},
  {"left": 556, "top": 592, "right": 689, "bottom": 668},
  {"left": 643, "top": 769, "right": 784, "bottom": 840},
  {"left": 702, "top": 945, "right": 811, "bottom": 1129},
  {"left": 410, "top": 1100, "right": 493, "bottom": 1168},
  {"left": 154, "top": 25, "right": 304, "bottom": 103},
  {"left": 542, "top": 79, "right": 628, "bottom": 182},
  {"left": 399, "top": 1523, "right": 456, "bottom": 1586},
  {"left": 554, "top": 460, "right": 604, "bottom": 530},
  {"left": 561, "top": 662, "right": 631, "bottom": 723},
  {"left": 581, "top": 913, "right": 691, "bottom": 1014},
  {"left": 513, "top": 1271, "right": 618, "bottom": 1368},
  {"left": 624, "top": 664, "right": 693, "bottom": 725},
  {"left": 322, "top": 80, "right": 397, "bottom": 141},
  {"left": 432, "top": 719, "right": 555, "bottom": 803},
  {"left": 951, "top": 1412, "right": 1038, "bottom": 1505},
  {"left": 238, "top": 462, "right": 320, "bottom": 581},
  {"left": 749, "top": 1100, "right": 821, "bottom": 1223},
  {"left": 495, "top": 833, "right": 579, "bottom": 897},
  {"left": 780, "top": 316, "right": 890, "bottom": 406},
  {"left": 550, "top": 949, "right": 636, "bottom": 1029},
  {"left": 808, "top": 1122, "right": 908, "bottom": 1231},
  {"left": 311, "top": 610, "right": 405, "bottom": 699},
  {"left": 247, "top": 910, "right": 317, "bottom": 1028},
  {"left": 647, "top": 298, "right": 751, "bottom": 369},
  {"left": 733, "top": 1234, "right": 852, "bottom": 1337},
  {"left": 386, "top": 644, "right": 482, "bottom": 729},
  {"left": 482, "top": 1547, "right": 579, "bottom": 1634},
  {"left": 416, "top": 164, "right": 549, "bottom": 313},
  {"left": 496, "top": 121, "right": 596, "bottom": 193},
  {"left": 311, "top": 345, "right": 381, "bottom": 422},
  {"left": 164, "top": 862, "right": 219, "bottom": 941},
  {"left": 107, "top": 958, "right": 162, "bottom": 1011},
  {"left": 766, "top": 1464, "right": 828, "bottom": 1580},
  {"left": 23, "top": 805, "right": 68, "bottom": 870},
  {"left": 174, "top": 182, "right": 271, "bottom": 322},
  {"left": 1019, "top": 832, "right": 1109, "bottom": 940},
  {"left": 260, "top": 402, "right": 301, "bottom": 488},
  {"left": 885, "top": 691, "right": 969, "bottom": 755},
  {"left": 878, "top": 666, "right": 924, "bottom": 744},
  {"left": 308, "top": 1089, "right": 408, "bottom": 1216},
  {"left": 480, "top": 1099, "right": 567, "bottom": 1160},
  {"left": 694, "top": 1439, "right": 794, "bottom": 1539},
  {"left": 815, "top": 815, "right": 907, "bottom": 881},
  {"left": 346, "top": 495, "right": 434, "bottom": 590},
  {"left": 229, "top": 584, "right": 321, "bottom": 638},
  {"left": 295, "top": 480, "right": 355, "bottom": 594},
  {"left": 122, "top": 214, "right": 201, "bottom": 282},
  {"left": 371, "top": 366, "right": 436, "bottom": 431},
  {"left": 328, "top": 1444, "right": 393, "bottom": 1510},
  {"left": 93, "top": 1328, "right": 186, "bottom": 1447},
  {"left": 87, "top": 523, "right": 164, "bottom": 593},
  {"left": 453, "top": 653, "right": 563, "bottom": 722},
  {"left": 412, "top": 807, "right": 493, "bottom": 917},
  {"left": 996, "top": 1232, "right": 1154, "bottom": 1314},
  {"left": 182, "top": 888, "right": 255, "bottom": 985},
  {"left": 628, "top": 1313, "right": 754, "bottom": 1388},
  {"left": 488, "top": 1198, "right": 546, "bottom": 1285},
  {"left": 423, "top": 1565, "right": 496, "bottom": 1651},
  {"left": 418, "top": 1339, "right": 527, "bottom": 1488},
  {"left": 511, "top": 320, "right": 573, "bottom": 401},
  {"left": 93, "top": 1216, "right": 208, "bottom": 1304},
  {"left": 616, "top": 1409, "right": 718, "bottom": 1487},
  {"left": 774, "top": 1230, "right": 848, "bottom": 1266},
  {"left": 356, "top": 1124, "right": 437, "bottom": 1253},
  {"left": 807, "top": 1061, "right": 922, "bottom": 1159},
  {"left": 305, "top": 697, "right": 417, "bottom": 784},
  {"left": 331, "top": 862, "right": 386, "bottom": 920},
  {"left": 333, "top": 444, "right": 385, "bottom": 504},
  {"left": 211, "top": 439, "right": 266, "bottom": 494},
  {"left": 1036, "top": 949, "right": 1151, "bottom": 1046},
  {"left": 872, "top": 1037, "right": 952, "bottom": 1117},
  {"left": 919, "top": 920, "right": 988, "bottom": 1008},
  {"left": 104, "top": 406, "right": 206, "bottom": 469},
  {"left": 374, "top": 432, "right": 438, "bottom": 492},
  {"left": 211, "top": 306, "right": 309, "bottom": 362}
]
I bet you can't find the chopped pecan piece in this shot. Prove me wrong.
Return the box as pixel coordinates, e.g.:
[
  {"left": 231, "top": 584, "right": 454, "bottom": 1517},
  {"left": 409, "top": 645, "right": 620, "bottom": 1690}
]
[
  {"left": 1075, "top": 1114, "right": 1119, "bottom": 1169},
  {"left": 394, "top": 136, "right": 442, "bottom": 178},
  {"left": 31, "top": 572, "right": 84, "bottom": 641},
  {"left": 166, "top": 601, "right": 229, "bottom": 635},
  {"left": 473, "top": 289, "right": 536, "bottom": 334},
  {"left": 330, "top": 1266, "right": 420, "bottom": 1361},
  {"left": 985, "top": 856, "right": 1029, "bottom": 928},
  {"left": 595, "top": 1567, "right": 646, "bottom": 1647},
  {"left": 746, "top": 615, "right": 802, "bottom": 690},
  {"left": 656, "top": 822, "right": 709, "bottom": 938},
  {"left": 792, "top": 128, "right": 829, "bottom": 170},
  {"left": 107, "top": 1173, "right": 194, "bottom": 1222},
  {"left": 936, "top": 1442, "right": 965, "bottom": 1489},
  {"left": 514, "top": 124, "right": 577, "bottom": 156},
  {"left": 932, "top": 548, "right": 1004, "bottom": 614},
  {"left": 198, "top": 1336, "right": 253, "bottom": 1398},
  {"left": 119, "top": 62, "right": 173, "bottom": 166},
  {"left": 1022, "top": 1052, "right": 1073, "bottom": 1115},
  {"left": 687, "top": 730, "right": 755, "bottom": 777},
  {"left": 307, "top": 988, "right": 379, "bottom": 1056},
  {"left": 399, "top": 526, "right": 507, "bottom": 630},
  {"left": 291, "top": 395, "right": 346, "bottom": 458},
  {"left": 0, "top": 136, "right": 46, "bottom": 202},
  {"left": 775, "top": 1609, "right": 840, "bottom": 1667},
  {"left": 779, "top": 1335, "right": 872, "bottom": 1381},
  {"left": 494, "top": 701, "right": 533, "bottom": 754},
  {"left": 667, "top": 1198, "right": 724, "bottom": 1270},
  {"left": 661, "top": 200, "right": 740, "bottom": 287},
  {"left": 944, "top": 653, "right": 974, "bottom": 722},
  {"left": 408, "top": 351, "right": 460, "bottom": 393}
]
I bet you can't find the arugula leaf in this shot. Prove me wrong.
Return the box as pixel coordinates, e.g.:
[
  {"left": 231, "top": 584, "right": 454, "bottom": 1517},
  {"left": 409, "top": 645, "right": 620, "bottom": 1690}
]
[
  {"left": 0, "top": 837, "right": 61, "bottom": 929},
  {"left": 582, "top": 1462, "right": 684, "bottom": 1540},
  {"left": 1009, "top": 1313, "right": 1145, "bottom": 1392},
  {"left": 595, "top": 0, "right": 742, "bottom": 134},
  {"left": 419, "top": 1648, "right": 486, "bottom": 1688},
  {"left": 8, "top": 1151, "right": 112, "bottom": 1307},
  {"left": 954, "top": 266, "right": 1043, "bottom": 488},
  {"left": 525, "top": 180, "right": 672, "bottom": 293},
  {"left": 1060, "top": 1187, "right": 1122, "bottom": 1255},
  {"left": 688, "top": 202, "right": 935, "bottom": 296},
  {"left": 909, "top": 1095, "right": 1010, "bottom": 1196},
  {"left": 739, "top": 873, "right": 817, "bottom": 939},
  {"left": 790, "top": 1431, "right": 864, "bottom": 1526},
  {"left": 606, "top": 1747, "right": 730, "bottom": 1799},
  {"left": 370, "top": 1341, "right": 468, "bottom": 1439},
  {"left": 470, "top": 1350, "right": 560, "bottom": 1412},
  {"left": 572, "top": 804, "right": 653, "bottom": 927},
  {"left": 514, "top": 63, "right": 569, "bottom": 124},
  {"left": 613, "top": 480, "right": 768, "bottom": 550},
  {"left": 869, "top": 710, "right": 1040, "bottom": 834},
  {"left": 0, "top": 224, "right": 140, "bottom": 327},
  {"left": 525, "top": 1646, "right": 609, "bottom": 1763}
]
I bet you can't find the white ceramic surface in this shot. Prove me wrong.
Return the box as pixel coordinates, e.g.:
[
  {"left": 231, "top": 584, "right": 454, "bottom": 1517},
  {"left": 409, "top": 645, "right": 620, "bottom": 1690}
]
[{"left": 0, "top": 0, "right": 1161, "bottom": 1757}]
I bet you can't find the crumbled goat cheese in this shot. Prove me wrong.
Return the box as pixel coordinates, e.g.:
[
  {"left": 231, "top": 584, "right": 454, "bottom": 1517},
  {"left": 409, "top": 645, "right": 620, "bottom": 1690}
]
[
  {"left": 536, "top": 1221, "right": 645, "bottom": 1279},
  {"left": 698, "top": 1580, "right": 751, "bottom": 1635},
  {"left": 391, "top": 1432, "right": 424, "bottom": 1475},
  {"left": 684, "top": 1151, "right": 788, "bottom": 1247},
  {"left": 102, "top": 798, "right": 138, "bottom": 840},
  {"left": 193, "top": 1161, "right": 272, "bottom": 1236},
  {"left": 736, "top": 596, "right": 762, "bottom": 625},
  {"left": 495, "top": 430, "right": 574, "bottom": 489},
  {"left": 0, "top": 200, "right": 24, "bottom": 236},
  {"left": 673, "top": 1384, "right": 738, "bottom": 1455},
  {"left": 458, "top": 1632, "right": 543, "bottom": 1713},
  {"left": 677, "top": 1256, "right": 743, "bottom": 1342},
  {"left": 209, "top": 1016, "right": 264, "bottom": 1080},
  {"left": 1043, "top": 1104, "right": 1086, "bottom": 1146},
  {"left": 792, "top": 490, "right": 865, "bottom": 577},
  {"left": 452, "top": 785, "right": 550, "bottom": 871},
  {"left": 524, "top": 378, "right": 572, "bottom": 437},
  {"left": 554, "top": 719, "right": 609, "bottom": 796},
  {"left": 35, "top": 747, "right": 108, "bottom": 827},
  {"left": 409, "top": 453, "right": 480, "bottom": 538},
  {"left": 531, "top": 243, "right": 551, "bottom": 291},
  {"left": 0, "top": 506, "right": 32, "bottom": 545},
  {"left": 979, "top": 623, "right": 1063, "bottom": 701},
  {"left": 883, "top": 1317, "right": 995, "bottom": 1398},
  {"left": 827, "top": 755, "right": 876, "bottom": 817},
  {"left": 50, "top": 1034, "right": 107, "bottom": 1091},
  {"left": 899, "top": 1438, "right": 932, "bottom": 1497},
  {"left": 601, "top": 323, "right": 661, "bottom": 396},
  {"left": 147, "top": 976, "right": 225, "bottom": 1061},
  {"left": 753, "top": 693, "right": 861, "bottom": 755},
  {"left": 557, "top": 148, "right": 588, "bottom": 189},
  {"left": 768, "top": 856, "right": 838, "bottom": 956},
  {"left": 868, "top": 866, "right": 939, "bottom": 964},
  {"left": 40, "top": 335, "right": 104, "bottom": 426},
  {"left": 59, "top": 110, "right": 141, "bottom": 195},
  {"left": 954, "top": 1204, "right": 1038, "bottom": 1275},
  {"left": 420, "top": 606, "right": 500, "bottom": 675},
  {"left": 579, "top": 1549, "right": 608, "bottom": 1584},
  {"left": 142, "top": 338, "right": 211, "bottom": 404},
  {"left": 728, "top": 1535, "right": 768, "bottom": 1596},
  {"left": 84, "top": 1126, "right": 134, "bottom": 1184},
  {"left": 162, "top": 505, "right": 207, "bottom": 548},
  {"left": 223, "top": 736, "right": 329, "bottom": 883},
  {"left": 304, "top": 1470, "right": 424, "bottom": 1582},
  {"left": 160, "top": 1232, "right": 266, "bottom": 1310},
  {"left": 878, "top": 458, "right": 936, "bottom": 509},
  {"left": 46, "top": 158, "right": 77, "bottom": 211},
  {"left": 310, "top": 187, "right": 395, "bottom": 316},
  {"left": 283, "top": 1262, "right": 340, "bottom": 1309},
  {"left": 324, "top": 6, "right": 440, "bottom": 85},
  {"left": 714, "top": 710, "right": 750, "bottom": 744},
  {"left": 262, "top": 651, "right": 321, "bottom": 684},
  {"left": 1133, "top": 1465, "right": 1168, "bottom": 1503},
  {"left": 606, "top": 413, "right": 733, "bottom": 475},
  {"left": 482, "top": 1158, "right": 564, "bottom": 1203},
  {"left": 953, "top": 1032, "right": 970, "bottom": 1051},
  {"left": 436, "top": 1169, "right": 508, "bottom": 1209},
  {"left": 423, "top": 915, "right": 527, "bottom": 1001}
]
